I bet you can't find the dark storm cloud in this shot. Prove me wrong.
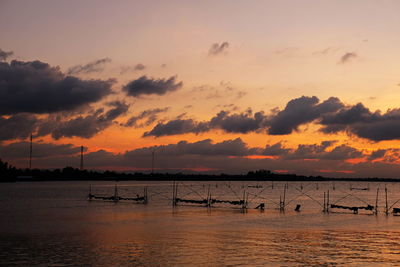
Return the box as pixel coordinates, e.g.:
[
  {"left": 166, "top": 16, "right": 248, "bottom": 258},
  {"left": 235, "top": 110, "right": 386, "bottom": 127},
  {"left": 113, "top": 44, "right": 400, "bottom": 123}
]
[
  {"left": 67, "top": 58, "right": 112, "bottom": 75},
  {"left": 262, "top": 143, "right": 290, "bottom": 156},
  {"left": 0, "top": 114, "right": 38, "bottom": 141},
  {"left": 284, "top": 141, "right": 362, "bottom": 161},
  {"left": 209, "top": 109, "right": 267, "bottom": 133},
  {"left": 123, "top": 107, "right": 169, "bottom": 128},
  {"left": 0, "top": 49, "right": 13, "bottom": 61},
  {"left": 144, "top": 109, "right": 267, "bottom": 137},
  {"left": 339, "top": 52, "right": 357, "bottom": 64},
  {"left": 0, "top": 141, "right": 83, "bottom": 159},
  {"left": 208, "top": 42, "right": 229, "bottom": 55},
  {"left": 39, "top": 101, "right": 129, "bottom": 139},
  {"left": 0, "top": 60, "right": 113, "bottom": 115},
  {"left": 126, "top": 138, "right": 253, "bottom": 157},
  {"left": 268, "top": 96, "right": 344, "bottom": 135},
  {"left": 320, "top": 104, "right": 400, "bottom": 141},
  {"left": 123, "top": 75, "right": 183, "bottom": 97},
  {"left": 141, "top": 95, "right": 400, "bottom": 141},
  {"left": 3, "top": 137, "right": 397, "bottom": 178},
  {"left": 368, "top": 149, "right": 387, "bottom": 161},
  {"left": 143, "top": 119, "right": 209, "bottom": 137}
]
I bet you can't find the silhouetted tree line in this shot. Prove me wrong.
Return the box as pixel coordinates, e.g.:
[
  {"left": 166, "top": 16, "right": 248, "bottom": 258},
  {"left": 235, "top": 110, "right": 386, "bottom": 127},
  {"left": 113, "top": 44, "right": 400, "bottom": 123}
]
[{"left": 0, "top": 159, "right": 399, "bottom": 182}]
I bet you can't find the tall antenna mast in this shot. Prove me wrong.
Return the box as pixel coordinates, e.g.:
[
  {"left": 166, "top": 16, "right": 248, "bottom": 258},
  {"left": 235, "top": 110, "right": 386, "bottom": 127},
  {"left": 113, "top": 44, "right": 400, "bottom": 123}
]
[
  {"left": 29, "top": 134, "right": 33, "bottom": 169},
  {"left": 80, "top": 146, "right": 84, "bottom": 170}
]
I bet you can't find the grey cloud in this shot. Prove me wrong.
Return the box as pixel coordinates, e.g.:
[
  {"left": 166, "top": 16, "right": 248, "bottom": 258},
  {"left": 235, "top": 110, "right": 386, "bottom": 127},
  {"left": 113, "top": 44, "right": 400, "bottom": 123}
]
[
  {"left": 320, "top": 104, "right": 400, "bottom": 141},
  {"left": 123, "top": 75, "right": 182, "bottom": 97},
  {"left": 144, "top": 109, "right": 267, "bottom": 137},
  {"left": 0, "top": 60, "right": 113, "bottom": 115},
  {"left": 262, "top": 143, "right": 290, "bottom": 156},
  {"left": 134, "top": 63, "right": 146, "bottom": 71},
  {"left": 0, "top": 114, "right": 38, "bottom": 141},
  {"left": 3, "top": 138, "right": 397, "bottom": 177},
  {"left": 208, "top": 42, "right": 229, "bottom": 55},
  {"left": 368, "top": 149, "right": 387, "bottom": 161},
  {"left": 0, "top": 141, "right": 83, "bottom": 159},
  {"left": 283, "top": 141, "right": 361, "bottom": 161},
  {"left": 339, "top": 52, "right": 357, "bottom": 64},
  {"left": 268, "top": 96, "right": 344, "bottom": 135},
  {"left": 126, "top": 138, "right": 252, "bottom": 157},
  {"left": 39, "top": 101, "right": 128, "bottom": 139},
  {"left": 209, "top": 110, "right": 266, "bottom": 133},
  {"left": 67, "top": 58, "right": 112, "bottom": 75},
  {"left": 120, "top": 63, "right": 146, "bottom": 75},
  {"left": 143, "top": 119, "right": 209, "bottom": 137},
  {"left": 141, "top": 95, "right": 400, "bottom": 142},
  {"left": 322, "top": 144, "right": 363, "bottom": 160},
  {"left": 0, "top": 49, "right": 13, "bottom": 61},
  {"left": 124, "top": 107, "right": 169, "bottom": 128}
]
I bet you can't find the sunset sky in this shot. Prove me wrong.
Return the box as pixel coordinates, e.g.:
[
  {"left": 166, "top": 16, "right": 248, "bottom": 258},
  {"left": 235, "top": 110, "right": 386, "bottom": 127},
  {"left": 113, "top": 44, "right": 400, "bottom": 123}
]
[{"left": 2, "top": 0, "right": 400, "bottom": 177}]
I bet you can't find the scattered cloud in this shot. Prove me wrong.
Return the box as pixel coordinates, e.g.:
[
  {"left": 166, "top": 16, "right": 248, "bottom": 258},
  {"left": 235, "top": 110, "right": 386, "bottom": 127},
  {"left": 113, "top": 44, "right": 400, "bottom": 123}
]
[
  {"left": 123, "top": 75, "right": 183, "bottom": 97},
  {"left": 123, "top": 107, "right": 169, "bottom": 128},
  {"left": 312, "top": 47, "right": 340, "bottom": 56},
  {"left": 120, "top": 63, "right": 146, "bottom": 74},
  {"left": 275, "top": 47, "right": 299, "bottom": 56},
  {"left": 143, "top": 119, "right": 209, "bottom": 137},
  {"left": 339, "top": 52, "right": 358, "bottom": 64},
  {"left": 208, "top": 42, "right": 229, "bottom": 56},
  {"left": 38, "top": 101, "right": 129, "bottom": 139},
  {"left": 67, "top": 58, "right": 112, "bottom": 75}
]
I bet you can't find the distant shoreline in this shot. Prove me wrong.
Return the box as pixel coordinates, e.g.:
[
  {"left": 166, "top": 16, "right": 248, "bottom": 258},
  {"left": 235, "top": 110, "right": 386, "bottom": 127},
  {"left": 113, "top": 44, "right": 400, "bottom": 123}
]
[{"left": 2, "top": 160, "right": 399, "bottom": 183}]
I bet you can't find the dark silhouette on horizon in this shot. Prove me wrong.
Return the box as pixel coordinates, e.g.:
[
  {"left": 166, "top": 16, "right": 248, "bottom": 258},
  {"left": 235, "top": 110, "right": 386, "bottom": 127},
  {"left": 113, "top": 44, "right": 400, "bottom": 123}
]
[{"left": 0, "top": 159, "right": 399, "bottom": 183}]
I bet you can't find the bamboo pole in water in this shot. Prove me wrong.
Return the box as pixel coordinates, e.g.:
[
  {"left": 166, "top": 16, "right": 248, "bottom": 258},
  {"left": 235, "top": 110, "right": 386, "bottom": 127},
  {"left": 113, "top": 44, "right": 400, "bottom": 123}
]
[
  {"left": 375, "top": 187, "right": 379, "bottom": 215},
  {"left": 283, "top": 184, "right": 287, "bottom": 211},
  {"left": 327, "top": 190, "right": 330, "bottom": 213},
  {"left": 385, "top": 186, "right": 388, "bottom": 215},
  {"left": 172, "top": 181, "right": 176, "bottom": 206}
]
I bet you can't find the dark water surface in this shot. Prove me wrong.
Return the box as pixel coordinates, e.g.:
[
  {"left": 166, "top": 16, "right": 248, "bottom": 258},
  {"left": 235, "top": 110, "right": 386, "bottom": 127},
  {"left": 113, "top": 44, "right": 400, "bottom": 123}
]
[{"left": 1, "top": 181, "right": 400, "bottom": 266}]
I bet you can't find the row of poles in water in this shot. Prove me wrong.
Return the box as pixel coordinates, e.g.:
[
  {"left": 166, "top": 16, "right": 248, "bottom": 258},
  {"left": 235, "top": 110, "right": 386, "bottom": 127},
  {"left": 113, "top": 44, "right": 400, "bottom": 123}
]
[{"left": 88, "top": 181, "right": 400, "bottom": 215}]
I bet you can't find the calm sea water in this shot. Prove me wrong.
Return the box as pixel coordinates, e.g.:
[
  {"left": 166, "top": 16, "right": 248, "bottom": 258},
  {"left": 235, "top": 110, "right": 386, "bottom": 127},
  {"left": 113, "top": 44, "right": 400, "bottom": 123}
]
[{"left": 1, "top": 181, "right": 400, "bottom": 266}]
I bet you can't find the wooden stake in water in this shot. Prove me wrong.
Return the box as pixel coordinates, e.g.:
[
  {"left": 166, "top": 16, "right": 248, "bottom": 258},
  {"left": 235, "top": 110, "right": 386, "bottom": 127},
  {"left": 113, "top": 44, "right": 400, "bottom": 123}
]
[
  {"left": 207, "top": 184, "right": 211, "bottom": 207},
  {"left": 172, "top": 181, "right": 176, "bottom": 206},
  {"left": 144, "top": 186, "right": 148, "bottom": 204},
  {"left": 283, "top": 184, "right": 286, "bottom": 208},
  {"left": 385, "top": 186, "right": 388, "bottom": 215},
  {"left": 114, "top": 184, "right": 118, "bottom": 202},
  {"left": 327, "top": 190, "right": 330, "bottom": 213},
  {"left": 375, "top": 187, "right": 379, "bottom": 215}
]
